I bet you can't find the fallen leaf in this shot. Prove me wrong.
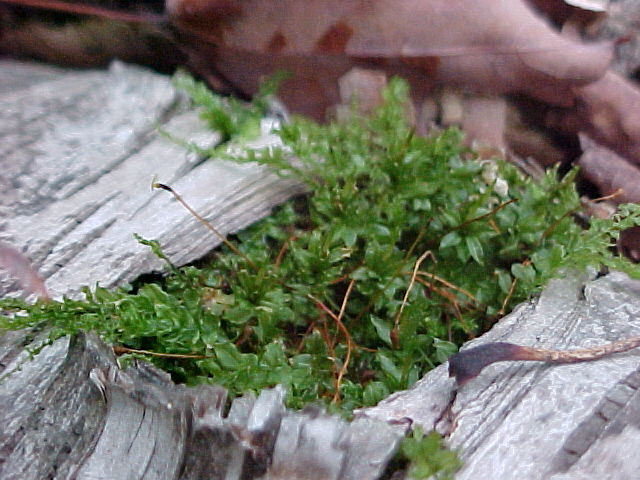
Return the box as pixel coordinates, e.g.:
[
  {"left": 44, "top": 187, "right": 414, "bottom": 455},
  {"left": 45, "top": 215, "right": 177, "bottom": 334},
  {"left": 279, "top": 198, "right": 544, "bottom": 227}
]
[
  {"left": 0, "top": 242, "right": 49, "bottom": 300},
  {"left": 169, "top": 0, "right": 613, "bottom": 121},
  {"left": 578, "top": 133, "right": 640, "bottom": 203}
]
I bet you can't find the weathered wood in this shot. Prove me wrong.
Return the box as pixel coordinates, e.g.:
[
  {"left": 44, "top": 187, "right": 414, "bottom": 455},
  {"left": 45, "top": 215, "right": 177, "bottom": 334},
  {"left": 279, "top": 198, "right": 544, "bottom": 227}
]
[
  {"left": 0, "top": 59, "right": 302, "bottom": 299},
  {"left": 4, "top": 59, "right": 640, "bottom": 479},
  {"left": 6, "top": 270, "right": 640, "bottom": 479},
  {"left": 360, "top": 270, "right": 640, "bottom": 480},
  {"left": 0, "top": 331, "right": 404, "bottom": 479},
  {"left": 0, "top": 331, "right": 111, "bottom": 480}
]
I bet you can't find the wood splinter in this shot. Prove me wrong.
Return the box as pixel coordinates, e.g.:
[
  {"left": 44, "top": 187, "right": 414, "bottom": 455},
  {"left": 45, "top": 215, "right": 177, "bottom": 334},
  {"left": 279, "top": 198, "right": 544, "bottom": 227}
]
[{"left": 448, "top": 336, "right": 640, "bottom": 386}]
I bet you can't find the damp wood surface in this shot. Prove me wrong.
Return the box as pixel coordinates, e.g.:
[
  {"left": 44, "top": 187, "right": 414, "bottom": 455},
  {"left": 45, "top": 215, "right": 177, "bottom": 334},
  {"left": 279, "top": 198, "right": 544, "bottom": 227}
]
[{"left": 3, "top": 59, "right": 640, "bottom": 479}]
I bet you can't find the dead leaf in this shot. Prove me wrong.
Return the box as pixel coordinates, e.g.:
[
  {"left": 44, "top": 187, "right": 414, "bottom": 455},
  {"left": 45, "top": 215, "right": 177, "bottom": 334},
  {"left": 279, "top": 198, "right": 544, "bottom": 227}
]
[
  {"left": 578, "top": 133, "right": 640, "bottom": 203},
  {"left": 569, "top": 72, "right": 640, "bottom": 165},
  {"left": 0, "top": 242, "right": 49, "bottom": 300},
  {"left": 169, "top": 0, "right": 613, "bottom": 121}
]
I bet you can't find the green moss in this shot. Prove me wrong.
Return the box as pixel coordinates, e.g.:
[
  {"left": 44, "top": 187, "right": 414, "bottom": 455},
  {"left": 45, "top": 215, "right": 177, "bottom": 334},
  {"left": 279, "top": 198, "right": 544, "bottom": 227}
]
[
  {"left": 400, "top": 427, "right": 461, "bottom": 480},
  {"left": 2, "top": 76, "right": 640, "bottom": 420}
]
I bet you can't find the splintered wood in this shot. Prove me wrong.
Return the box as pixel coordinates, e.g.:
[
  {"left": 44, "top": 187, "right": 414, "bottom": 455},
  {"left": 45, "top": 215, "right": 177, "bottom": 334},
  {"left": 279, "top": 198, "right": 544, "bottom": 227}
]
[{"left": 0, "top": 60, "right": 302, "bottom": 299}]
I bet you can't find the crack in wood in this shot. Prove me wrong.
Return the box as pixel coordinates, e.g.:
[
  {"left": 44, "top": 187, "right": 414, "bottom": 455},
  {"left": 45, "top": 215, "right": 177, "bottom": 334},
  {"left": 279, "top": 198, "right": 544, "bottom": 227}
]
[
  {"left": 434, "top": 388, "right": 458, "bottom": 436},
  {"left": 39, "top": 217, "right": 118, "bottom": 280},
  {"left": 548, "top": 368, "right": 640, "bottom": 475}
]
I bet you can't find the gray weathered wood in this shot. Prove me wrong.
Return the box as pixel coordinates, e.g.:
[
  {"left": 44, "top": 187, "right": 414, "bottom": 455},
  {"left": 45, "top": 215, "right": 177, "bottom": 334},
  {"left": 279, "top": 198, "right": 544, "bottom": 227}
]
[
  {"left": 0, "top": 59, "right": 302, "bottom": 299},
  {"left": 7, "top": 269, "right": 640, "bottom": 479},
  {"left": 0, "top": 331, "right": 404, "bottom": 479},
  {"left": 360, "top": 270, "right": 640, "bottom": 480}
]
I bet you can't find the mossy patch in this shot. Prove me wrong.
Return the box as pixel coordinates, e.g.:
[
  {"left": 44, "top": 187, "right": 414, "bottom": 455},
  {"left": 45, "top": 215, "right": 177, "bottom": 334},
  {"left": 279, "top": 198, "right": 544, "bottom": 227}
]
[{"left": 3, "top": 74, "right": 640, "bottom": 479}]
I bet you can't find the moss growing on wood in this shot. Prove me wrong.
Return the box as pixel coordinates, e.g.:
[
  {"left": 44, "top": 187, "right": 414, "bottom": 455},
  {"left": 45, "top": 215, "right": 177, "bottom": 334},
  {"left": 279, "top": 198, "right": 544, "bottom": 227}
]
[{"left": 3, "top": 74, "right": 640, "bottom": 478}]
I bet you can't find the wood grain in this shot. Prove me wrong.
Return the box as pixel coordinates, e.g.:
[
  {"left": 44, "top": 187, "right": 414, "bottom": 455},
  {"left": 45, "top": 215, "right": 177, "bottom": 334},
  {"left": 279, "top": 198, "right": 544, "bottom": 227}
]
[
  {"left": 360, "top": 271, "right": 640, "bottom": 480},
  {"left": 0, "top": 60, "right": 303, "bottom": 299}
]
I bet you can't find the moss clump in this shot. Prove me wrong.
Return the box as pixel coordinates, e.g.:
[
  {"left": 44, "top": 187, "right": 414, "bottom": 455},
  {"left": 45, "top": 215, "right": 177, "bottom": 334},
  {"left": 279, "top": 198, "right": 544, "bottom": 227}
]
[{"left": 3, "top": 77, "right": 640, "bottom": 418}]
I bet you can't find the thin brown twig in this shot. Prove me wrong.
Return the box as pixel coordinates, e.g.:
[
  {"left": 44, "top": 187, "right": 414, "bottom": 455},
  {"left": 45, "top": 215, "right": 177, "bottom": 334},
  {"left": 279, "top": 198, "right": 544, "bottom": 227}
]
[
  {"left": 309, "top": 298, "right": 340, "bottom": 381},
  {"left": 414, "top": 277, "right": 460, "bottom": 304},
  {"left": 352, "top": 226, "right": 427, "bottom": 325},
  {"left": 538, "top": 208, "right": 579, "bottom": 244},
  {"left": 357, "top": 344, "right": 378, "bottom": 353},
  {"left": 413, "top": 270, "right": 479, "bottom": 304},
  {"left": 392, "top": 250, "right": 433, "bottom": 348},
  {"left": 112, "top": 345, "right": 213, "bottom": 359},
  {"left": 307, "top": 295, "right": 375, "bottom": 352},
  {"left": 328, "top": 260, "right": 366, "bottom": 286},
  {"left": 153, "top": 183, "right": 258, "bottom": 271},
  {"left": 333, "top": 279, "right": 356, "bottom": 403},
  {"left": 274, "top": 234, "right": 298, "bottom": 269},
  {"left": 329, "top": 273, "right": 352, "bottom": 285},
  {"left": 499, "top": 276, "right": 518, "bottom": 316},
  {"left": 488, "top": 217, "right": 501, "bottom": 234},
  {"left": 308, "top": 282, "right": 356, "bottom": 404},
  {"left": 588, "top": 189, "right": 625, "bottom": 203},
  {"left": 405, "top": 226, "right": 428, "bottom": 261},
  {"left": 451, "top": 198, "right": 517, "bottom": 231},
  {"left": 451, "top": 298, "right": 464, "bottom": 322},
  {"left": 294, "top": 321, "right": 316, "bottom": 354},
  {"left": 318, "top": 312, "right": 339, "bottom": 375},
  {"left": 540, "top": 190, "right": 623, "bottom": 246}
]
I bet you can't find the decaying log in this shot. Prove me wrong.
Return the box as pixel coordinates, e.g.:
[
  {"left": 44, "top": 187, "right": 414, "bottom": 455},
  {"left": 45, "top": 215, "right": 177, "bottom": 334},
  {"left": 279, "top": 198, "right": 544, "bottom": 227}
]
[
  {"left": 4, "top": 271, "right": 640, "bottom": 479},
  {"left": 0, "top": 331, "right": 404, "bottom": 479},
  {"left": 0, "top": 59, "right": 406, "bottom": 479},
  {"left": 0, "top": 59, "right": 303, "bottom": 300},
  {"left": 4, "top": 60, "right": 640, "bottom": 479}
]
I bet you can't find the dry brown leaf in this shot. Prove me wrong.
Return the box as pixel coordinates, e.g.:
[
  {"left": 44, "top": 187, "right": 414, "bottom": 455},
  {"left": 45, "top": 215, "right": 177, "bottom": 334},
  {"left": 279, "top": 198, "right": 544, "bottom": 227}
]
[
  {"left": 169, "top": 0, "right": 613, "bottom": 121},
  {"left": 543, "top": 71, "right": 640, "bottom": 166},
  {"left": 578, "top": 133, "right": 640, "bottom": 203}
]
